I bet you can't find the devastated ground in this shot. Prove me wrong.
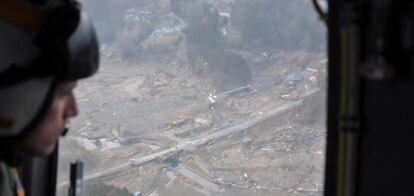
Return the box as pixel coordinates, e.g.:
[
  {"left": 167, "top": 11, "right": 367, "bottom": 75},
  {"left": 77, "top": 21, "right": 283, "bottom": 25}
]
[
  {"left": 58, "top": 0, "right": 327, "bottom": 195},
  {"left": 58, "top": 49, "right": 326, "bottom": 196}
]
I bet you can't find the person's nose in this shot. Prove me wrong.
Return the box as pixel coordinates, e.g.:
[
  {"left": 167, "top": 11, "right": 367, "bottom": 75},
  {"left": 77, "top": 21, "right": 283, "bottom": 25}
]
[{"left": 65, "top": 93, "right": 79, "bottom": 118}]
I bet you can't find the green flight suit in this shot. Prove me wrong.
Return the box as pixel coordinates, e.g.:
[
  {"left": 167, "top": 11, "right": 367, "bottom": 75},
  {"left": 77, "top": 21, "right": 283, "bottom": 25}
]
[{"left": 0, "top": 162, "right": 15, "bottom": 196}]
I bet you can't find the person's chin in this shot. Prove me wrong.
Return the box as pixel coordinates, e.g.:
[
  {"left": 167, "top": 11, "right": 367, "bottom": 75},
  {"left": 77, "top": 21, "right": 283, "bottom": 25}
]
[{"left": 30, "top": 142, "right": 57, "bottom": 156}]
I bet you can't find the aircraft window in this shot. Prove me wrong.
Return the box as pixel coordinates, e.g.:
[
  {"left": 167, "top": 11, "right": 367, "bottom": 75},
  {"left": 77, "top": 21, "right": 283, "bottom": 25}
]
[{"left": 58, "top": 0, "right": 327, "bottom": 195}]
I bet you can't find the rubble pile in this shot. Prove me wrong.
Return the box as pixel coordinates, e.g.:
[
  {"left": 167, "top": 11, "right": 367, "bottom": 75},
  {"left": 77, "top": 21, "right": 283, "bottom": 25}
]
[
  {"left": 59, "top": 0, "right": 327, "bottom": 195},
  {"left": 60, "top": 48, "right": 326, "bottom": 196}
]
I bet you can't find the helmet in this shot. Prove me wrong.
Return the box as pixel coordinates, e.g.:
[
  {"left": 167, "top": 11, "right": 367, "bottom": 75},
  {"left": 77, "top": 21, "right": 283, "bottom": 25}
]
[{"left": 0, "top": 0, "right": 99, "bottom": 139}]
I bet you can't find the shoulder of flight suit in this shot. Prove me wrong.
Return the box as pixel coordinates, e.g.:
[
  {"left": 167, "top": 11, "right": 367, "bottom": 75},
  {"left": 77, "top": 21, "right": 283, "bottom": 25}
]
[{"left": 0, "top": 161, "right": 15, "bottom": 196}]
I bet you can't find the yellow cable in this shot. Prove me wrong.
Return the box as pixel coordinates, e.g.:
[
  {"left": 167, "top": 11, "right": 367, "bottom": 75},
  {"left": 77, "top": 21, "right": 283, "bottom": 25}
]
[{"left": 336, "top": 27, "right": 349, "bottom": 196}]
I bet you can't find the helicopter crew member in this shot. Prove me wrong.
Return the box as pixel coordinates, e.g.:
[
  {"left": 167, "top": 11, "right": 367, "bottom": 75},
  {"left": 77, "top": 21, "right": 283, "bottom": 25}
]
[{"left": 0, "top": 0, "right": 99, "bottom": 195}]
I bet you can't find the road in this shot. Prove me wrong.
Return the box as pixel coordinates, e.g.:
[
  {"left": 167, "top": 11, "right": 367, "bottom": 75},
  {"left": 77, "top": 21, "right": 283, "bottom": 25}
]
[{"left": 61, "top": 99, "right": 303, "bottom": 186}]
